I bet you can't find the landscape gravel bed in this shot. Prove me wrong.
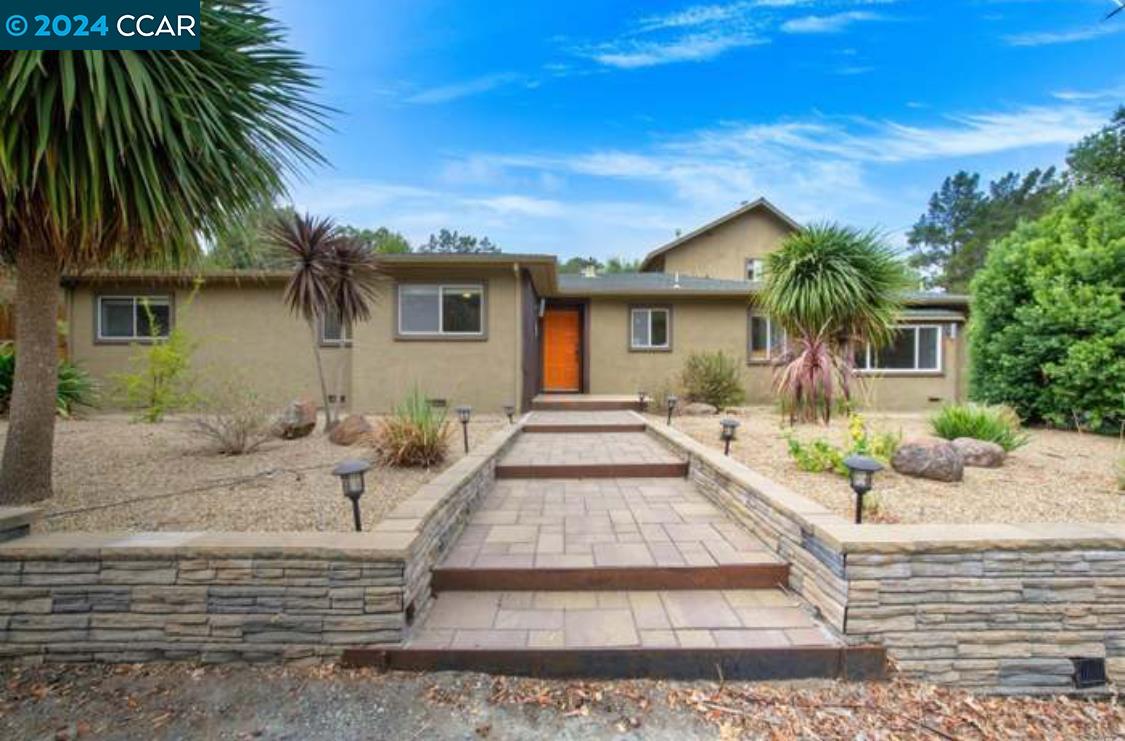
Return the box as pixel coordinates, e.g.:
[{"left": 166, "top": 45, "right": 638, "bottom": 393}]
[
  {"left": 0, "top": 412, "right": 506, "bottom": 532},
  {"left": 653, "top": 407, "right": 1123, "bottom": 525}
]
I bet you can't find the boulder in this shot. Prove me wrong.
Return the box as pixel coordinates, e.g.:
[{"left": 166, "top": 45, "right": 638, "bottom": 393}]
[
  {"left": 276, "top": 399, "right": 317, "bottom": 440},
  {"left": 682, "top": 402, "right": 719, "bottom": 416},
  {"left": 329, "top": 414, "right": 373, "bottom": 446},
  {"left": 891, "top": 436, "right": 964, "bottom": 482},
  {"left": 951, "top": 437, "right": 1006, "bottom": 468}
]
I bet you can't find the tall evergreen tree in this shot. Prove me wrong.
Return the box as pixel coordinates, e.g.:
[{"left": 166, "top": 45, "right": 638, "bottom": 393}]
[{"left": 1068, "top": 106, "right": 1125, "bottom": 189}]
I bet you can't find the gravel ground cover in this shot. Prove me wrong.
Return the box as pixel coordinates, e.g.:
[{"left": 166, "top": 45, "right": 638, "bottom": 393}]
[
  {"left": 0, "top": 662, "right": 1120, "bottom": 740},
  {"left": 0, "top": 413, "right": 507, "bottom": 532},
  {"left": 652, "top": 407, "right": 1124, "bottom": 525}
]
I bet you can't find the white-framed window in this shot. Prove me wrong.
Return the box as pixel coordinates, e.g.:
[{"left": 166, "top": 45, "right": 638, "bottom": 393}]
[
  {"left": 748, "top": 312, "right": 786, "bottom": 362},
  {"left": 320, "top": 309, "right": 352, "bottom": 346},
  {"left": 397, "top": 284, "right": 484, "bottom": 336},
  {"left": 96, "top": 295, "right": 172, "bottom": 341},
  {"left": 630, "top": 307, "right": 670, "bottom": 350},
  {"left": 746, "top": 258, "right": 765, "bottom": 282},
  {"left": 855, "top": 325, "right": 942, "bottom": 373}
]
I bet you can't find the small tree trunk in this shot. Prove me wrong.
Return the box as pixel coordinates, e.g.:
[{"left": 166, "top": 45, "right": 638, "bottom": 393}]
[
  {"left": 309, "top": 319, "right": 334, "bottom": 431},
  {"left": 0, "top": 247, "right": 60, "bottom": 504}
]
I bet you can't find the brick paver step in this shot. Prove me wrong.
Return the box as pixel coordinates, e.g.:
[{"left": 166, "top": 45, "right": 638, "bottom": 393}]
[
  {"left": 343, "top": 589, "right": 886, "bottom": 680},
  {"left": 523, "top": 410, "right": 646, "bottom": 433},
  {"left": 532, "top": 394, "right": 642, "bottom": 412},
  {"left": 496, "top": 433, "right": 687, "bottom": 478}
]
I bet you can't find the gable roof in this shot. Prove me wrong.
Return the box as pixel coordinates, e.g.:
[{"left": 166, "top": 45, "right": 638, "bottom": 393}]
[{"left": 638, "top": 197, "right": 802, "bottom": 272}]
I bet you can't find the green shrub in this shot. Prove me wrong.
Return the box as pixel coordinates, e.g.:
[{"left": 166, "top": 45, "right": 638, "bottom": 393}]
[
  {"left": 786, "top": 414, "right": 900, "bottom": 476},
  {"left": 681, "top": 351, "right": 746, "bottom": 409},
  {"left": 373, "top": 387, "right": 451, "bottom": 467},
  {"left": 114, "top": 301, "right": 198, "bottom": 423},
  {"left": 0, "top": 344, "right": 96, "bottom": 417},
  {"left": 930, "top": 403, "right": 1030, "bottom": 452},
  {"left": 969, "top": 188, "right": 1125, "bottom": 433}
]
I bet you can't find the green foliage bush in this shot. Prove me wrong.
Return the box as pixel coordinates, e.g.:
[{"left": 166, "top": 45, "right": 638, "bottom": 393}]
[
  {"left": 114, "top": 301, "right": 197, "bottom": 423},
  {"left": 786, "top": 414, "right": 900, "bottom": 477},
  {"left": 373, "top": 386, "right": 451, "bottom": 467},
  {"left": 969, "top": 188, "right": 1125, "bottom": 433},
  {"left": 930, "top": 403, "right": 1029, "bottom": 452},
  {"left": 0, "top": 345, "right": 96, "bottom": 417},
  {"left": 681, "top": 351, "right": 746, "bottom": 409}
]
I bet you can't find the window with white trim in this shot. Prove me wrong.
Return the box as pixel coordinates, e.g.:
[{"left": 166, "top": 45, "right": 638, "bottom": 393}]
[
  {"left": 746, "top": 258, "right": 765, "bottom": 282},
  {"left": 320, "top": 309, "right": 352, "bottom": 346},
  {"left": 748, "top": 312, "right": 786, "bottom": 362},
  {"left": 97, "top": 296, "right": 171, "bottom": 341},
  {"left": 630, "top": 307, "right": 670, "bottom": 350},
  {"left": 398, "top": 284, "right": 484, "bottom": 336},
  {"left": 854, "top": 325, "right": 941, "bottom": 372}
]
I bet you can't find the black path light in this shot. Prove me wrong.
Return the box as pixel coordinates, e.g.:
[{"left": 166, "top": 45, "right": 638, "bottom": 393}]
[
  {"left": 503, "top": 403, "right": 516, "bottom": 424},
  {"left": 455, "top": 405, "right": 472, "bottom": 453},
  {"left": 719, "top": 418, "right": 740, "bottom": 456},
  {"left": 843, "top": 454, "right": 883, "bottom": 524},
  {"left": 665, "top": 395, "right": 678, "bottom": 425},
  {"left": 637, "top": 390, "right": 648, "bottom": 411},
  {"left": 332, "top": 459, "right": 371, "bottom": 532}
]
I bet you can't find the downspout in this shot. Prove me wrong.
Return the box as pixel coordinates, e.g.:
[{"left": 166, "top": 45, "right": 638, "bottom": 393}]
[{"left": 513, "top": 263, "right": 522, "bottom": 413}]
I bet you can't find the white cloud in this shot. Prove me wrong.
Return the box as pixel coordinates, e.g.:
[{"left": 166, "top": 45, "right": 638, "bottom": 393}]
[
  {"left": 405, "top": 73, "right": 523, "bottom": 104},
  {"left": 584, "top": 32, "right": 768, "bottom": 69},
  {"left": 781, "top": 11, "right": 882, "bottom": 34},
  {"left": 1004, "top": 23, "right": 1124, "bottom": 47},
  {"left": 1052, "top": 83, "right": 1125, "bottom": 101}
]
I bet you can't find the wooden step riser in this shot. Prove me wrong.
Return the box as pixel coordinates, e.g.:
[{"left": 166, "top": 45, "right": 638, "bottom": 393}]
[
  {"left": 342, "top": 646, "right": 887, "bottom": 681},
  {"left": 522, "top": 424, "right": 647, "bottom": 433},
  {"left": 496, "top": 463, "right": 688, "bottom": 479},
  {"left": 531, "top": 401, "right": 642, "bottom": 411},
  {"left": 431, "top": 564, "right": 789, "bottom": 592}
]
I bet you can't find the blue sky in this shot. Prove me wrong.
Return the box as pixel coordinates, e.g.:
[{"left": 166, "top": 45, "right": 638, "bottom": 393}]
[{"left": 271, "top": 0, "right": 1124, "bottom": 261}]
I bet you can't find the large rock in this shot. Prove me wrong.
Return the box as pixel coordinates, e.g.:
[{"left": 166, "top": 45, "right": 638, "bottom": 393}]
[
  {"left": 276, "top": 399, "right": 317, "bottom": 439},
  {"left": 329, "top": 414, "right": 373, "bottom": 446},
  {"left": 682, "top": 402, "right": 719, "bottom": 416},
  {"left": 951, "top": 437, "right": 1006, "bottom": 468},
  {"left": 891, "top": 437, "right": 964, "bottom": 482}
]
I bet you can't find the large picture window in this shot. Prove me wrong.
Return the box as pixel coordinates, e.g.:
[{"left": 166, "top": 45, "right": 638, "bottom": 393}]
[
  {"left": 630, "top": 307, "right": 670, "bottom": 350},
  {"left": 748, "top": 312, "right": 786, "bottom": 362},
  {"left": 97, "top": 295, "right": 172, "bottom": 341},
  {"left": 398, "top": 284, "right": 484, "bottom": 336},
  {"left": 855, "top": 325, "right": 941, "bottom": 372}
]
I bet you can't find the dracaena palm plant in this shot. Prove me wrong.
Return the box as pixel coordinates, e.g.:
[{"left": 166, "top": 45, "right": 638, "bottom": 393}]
[
  {"left": 273, "top": 213, "right": 380, "bottom": 430},
  {"left": 0, "top": 2, "right": 327, "bottom": 503},
  {"left": 759, "top": 223, "right": 910, "bottom": 424}
]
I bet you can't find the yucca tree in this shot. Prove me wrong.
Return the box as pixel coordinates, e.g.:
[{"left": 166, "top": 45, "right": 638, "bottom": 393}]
[
  {"left": 758, "top": 223, "right": 910, "bottom": 423},
  {"left": 273, "top": 213, "right": 380, "bottom": 430},
  {"left": 0, "top": 3, "right": 326, "bottom": 503}
]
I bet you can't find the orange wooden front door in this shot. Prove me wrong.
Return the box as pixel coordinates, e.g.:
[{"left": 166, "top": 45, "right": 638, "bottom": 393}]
[{"left": 542, "top": 308, "right": 582, "bottom": 392}]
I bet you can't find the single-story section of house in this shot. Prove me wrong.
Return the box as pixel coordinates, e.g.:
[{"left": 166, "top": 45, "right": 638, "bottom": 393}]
[{"left": 61, "top": 198, "right": 969, "bottom": 413}]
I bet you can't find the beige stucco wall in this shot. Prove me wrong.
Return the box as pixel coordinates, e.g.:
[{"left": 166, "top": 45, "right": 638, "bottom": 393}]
[
  {"left": 658, "top": 208, "right": 794, "bottom": 281},
  {"left": 585, "top": 297, "right": 966, "bottom": 411},
  {"left": 68, "top": 280, "right": 348, "bottom": 410},
  {"left": 348, "top": 267, "right": 521, "bottom": 414}
]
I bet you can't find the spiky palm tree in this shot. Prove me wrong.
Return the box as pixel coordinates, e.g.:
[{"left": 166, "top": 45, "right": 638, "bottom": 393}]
[
  {"left": 0, "top": 3, "right": 326, "bottom": 503},
  {"left": 758, "top": 223, "right": 910, "bottom": 423},
  {"left": 273, "top": 213, "right": 380, "bottom": 430}
]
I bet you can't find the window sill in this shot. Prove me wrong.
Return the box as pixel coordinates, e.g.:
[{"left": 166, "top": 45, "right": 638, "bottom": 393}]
[
  {"left": 628, "top": 346, "right": 672, "bottom": 353},
  {"left": 94, "top": 337, "right": 169, "bottom": 345},
  {"left": 855, "top": 370, "right": 944, "bottom": 378},
  {"left": 319, "top": 341, "right": 353, "bottom": 349},
  {"left": 394, "top": 334, "right": 488, "bottom": 342}
]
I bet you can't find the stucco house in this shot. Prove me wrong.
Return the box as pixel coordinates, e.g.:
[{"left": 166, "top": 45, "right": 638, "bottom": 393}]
[{"left": 62, "top": 198, "right": 969, "bottom": 413}]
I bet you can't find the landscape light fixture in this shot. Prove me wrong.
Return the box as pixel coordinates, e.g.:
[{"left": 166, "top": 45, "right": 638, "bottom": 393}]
[
  {"left": 637, "top": 390, "right": 648, "bottom": 411},
  {"left": 665, "top": 395, "right": 678, "bottom": 425},
  {"left": 719, "top": 418, "right": 740, "bottom": 456},
  {"left": 843, "top": 454, "right": 883, "bottom": 525},
  {"left": 332, "top": 459, "right": 371, "bottom": 532},
  {"left": 503, "top": 403, "right": 516, "bottom": 424},
  {"left": 455, "top": 405, "right": 472, "bottom": 453}
]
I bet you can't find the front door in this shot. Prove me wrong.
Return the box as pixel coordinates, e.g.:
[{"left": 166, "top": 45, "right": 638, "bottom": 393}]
[{"left": 542, "top": 308, "right": 582, "bottom": 392}]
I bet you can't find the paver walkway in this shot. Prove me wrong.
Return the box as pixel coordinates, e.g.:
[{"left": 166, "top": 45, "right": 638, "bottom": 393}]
[{"left": 499, "top": 433, "right": 681, "bottom": 468}]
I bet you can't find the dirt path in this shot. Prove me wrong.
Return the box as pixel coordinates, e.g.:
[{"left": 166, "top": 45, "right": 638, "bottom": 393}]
[{"left": 1, "top": 663, "right": 1120, "bottom": 740}]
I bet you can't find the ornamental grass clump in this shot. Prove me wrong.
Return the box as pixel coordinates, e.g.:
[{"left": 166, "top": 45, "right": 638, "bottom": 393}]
[
  {"left": 681, "top": 351, "right": 746, "bottom": 409},
  {"left": 373, "top": 387, "right": 451, "bottom": 467},
  {"left": 930, "top": 403, "right": 1030, "bottom": 452}
]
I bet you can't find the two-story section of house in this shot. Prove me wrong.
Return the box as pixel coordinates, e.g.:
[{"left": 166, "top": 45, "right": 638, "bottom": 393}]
[{"left": 63, "top": 197, "right": 969, "bottom": 414}]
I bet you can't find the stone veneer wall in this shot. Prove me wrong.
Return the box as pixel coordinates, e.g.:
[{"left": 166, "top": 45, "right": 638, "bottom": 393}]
[
  {"left": 645, "top": 418, "right": 1125, "bottom": 693},
  {"left": 0, "top": 423, "right": 522, "bottom": 664}
]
